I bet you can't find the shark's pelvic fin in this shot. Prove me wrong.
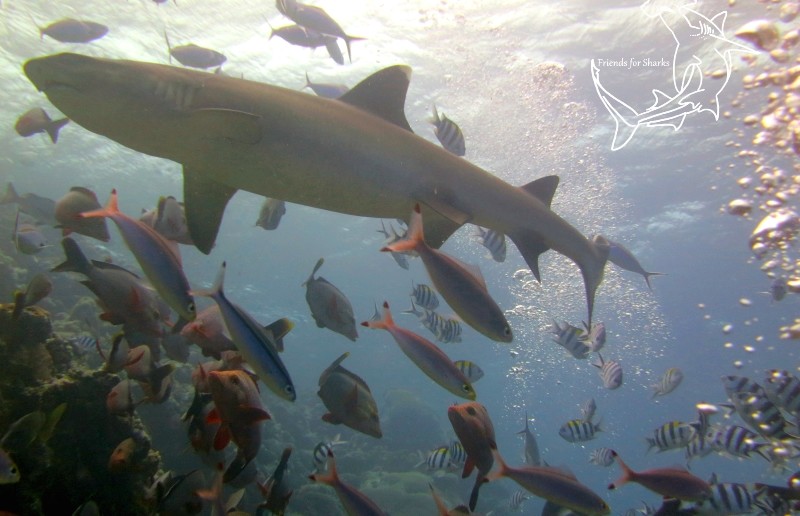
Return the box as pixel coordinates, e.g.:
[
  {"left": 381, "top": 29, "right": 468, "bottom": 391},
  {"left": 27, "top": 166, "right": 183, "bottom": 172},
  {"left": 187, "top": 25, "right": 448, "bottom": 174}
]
[
  {"left": 509, "top": 231, "right": 549, "bottom": 282},
  {"left": 338, "top": 65, "right": 413, "bottom": 132},
  {"left": 183, "top": 169, "right": 238, "bottom": 254}
]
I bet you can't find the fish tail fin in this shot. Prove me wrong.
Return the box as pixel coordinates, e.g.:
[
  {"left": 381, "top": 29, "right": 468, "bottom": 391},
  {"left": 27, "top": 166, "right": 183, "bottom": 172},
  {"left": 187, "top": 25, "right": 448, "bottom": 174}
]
[
  {"left": 361, "top": 301, "right": 393, "bottom": 330},
  {"left": 192, "top": 262, "right": 226, "bottom": 299},
  {"left": 608, "top": 450, "right": 635, "bottom": 489},
  {"left": 469, "top": 474, "right": 485, "bottom": 513},
  {"left": 80, "top": 189, "right": 119, "bottom": 219},
  {"left": 51, "top": 237, "right": 92, "bottom": 275},
  {"left": 590, "top": 60, "right": 640, "bottom": 151},
  {"left": 302, "top": 257, "right": 324, "bottom": 287},
  {"left": 580, "top": 235, "right": 610, "bottom": 330},
  {"left": 46, "top": 118, "right": 69, "bottom": 144},
  {"left": 382, "top": 204, "right": 423, "bottom": 254},
  {"left": 483, "top": 448, "right": 507, "bottom": 483},
  {"left": 644, "top": 271, "right": 666, "bottom": 290},
  {"left": 1, "top": 183, "right": 20, "bottom": 205}
]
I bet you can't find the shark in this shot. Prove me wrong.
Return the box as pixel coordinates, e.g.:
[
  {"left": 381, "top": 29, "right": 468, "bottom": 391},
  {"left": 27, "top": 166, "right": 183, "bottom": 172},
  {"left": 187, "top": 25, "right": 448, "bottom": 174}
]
[{"left": 23, "top": 52, "right": 610, "bottom": 328}]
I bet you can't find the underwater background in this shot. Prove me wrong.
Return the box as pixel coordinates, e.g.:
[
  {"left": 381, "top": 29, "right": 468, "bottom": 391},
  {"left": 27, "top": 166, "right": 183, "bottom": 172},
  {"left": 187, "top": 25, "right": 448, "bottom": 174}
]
[{"left": 1, "top": 0, "right": 798, "bottom": 514}]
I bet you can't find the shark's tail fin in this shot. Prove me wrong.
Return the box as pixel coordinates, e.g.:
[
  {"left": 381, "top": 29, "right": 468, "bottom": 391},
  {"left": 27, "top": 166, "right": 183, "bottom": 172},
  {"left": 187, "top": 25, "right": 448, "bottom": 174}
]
[{"left": 590, "top": 60, "right": 640, "bottom": 151}]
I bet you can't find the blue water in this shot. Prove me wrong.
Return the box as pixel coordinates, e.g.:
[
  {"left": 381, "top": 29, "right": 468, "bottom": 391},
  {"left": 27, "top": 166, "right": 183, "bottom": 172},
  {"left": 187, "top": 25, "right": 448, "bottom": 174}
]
[{"left": 1, "top": 0, "right": 795, "bottom": 514}]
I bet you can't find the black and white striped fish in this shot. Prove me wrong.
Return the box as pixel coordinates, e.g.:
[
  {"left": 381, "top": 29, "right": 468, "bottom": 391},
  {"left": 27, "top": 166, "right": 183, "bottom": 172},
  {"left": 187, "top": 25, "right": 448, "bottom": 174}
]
[
  {"left": 646, "top": 421, "right": 696, "bottom": 453},
  {"left": 707, "top": 425, "right": 767, "bottom": 459},
  {"left": 312, "top": 435, "right": 346, "bottom": 472},
  {"left": 592, "top": 353, "right": 623, "bottom": 389},
  {"left": 508, "top": 490, "right": 530, "bottom": 511},
  {"left": 721, "top": 375, "right": 792, "bottom": 439},
  {"left": 652, "top": 367, "right": 684, "bottom": 397},
  {"left": 581, "top": 398, "right": 597, "bottom": 423},
  {"left": 764, "top": 369, "right": 800, "bottom": 416},
  {"left": 403, "top": 302, "right": 462, "bottom": 343},
  {"left": 685, "top": 433, "right": 714, "bottom": 463},
  {"left": 581, "top": 321, "right": 606, "bottom": 352},
  {"left": 558, "top": 418, "right": 601, "bottom": 442},
  {"left": 589, "top": 447, "right": 614, "bottom": 467},
  {"left": 416, "top": 446, "right": 452, "bottom": 471},
  {"left": 429, "top": 105, "right": 465, "bottom": 157},
  {"left": 410, "top": 281, "right": 439, "bottom": 310},
  {"left": 693, "top": 476, "right": 756, "bottom": 515},
  {"left": 377, "top": 220, "right": 409, "bottom": 269},
  {"left": 448, "top": 440, "right": 467, "bottom": 468},
  {"left": 454, "top": 360, "right": 484, "bottom": 382},
  {"left": 69, "top": 335, "right": 98, "bottom": 354},
  {"left": 474, "top": 227, "right": 506, "bottom": 262},
  {"left": 550, "top": 320, "right": 591, "bottom": 359}
]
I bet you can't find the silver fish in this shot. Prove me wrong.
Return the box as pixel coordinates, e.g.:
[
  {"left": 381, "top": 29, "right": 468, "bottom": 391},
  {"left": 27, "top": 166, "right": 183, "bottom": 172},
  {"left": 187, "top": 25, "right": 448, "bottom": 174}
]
[
  {"left": 21, "top": 272, "right": 53, "bottom": 308},
  {"left": 165, "top": 32, "right": 226, "bottom": 70},
  {"left": 429, "top": 105, "right": 466, "bottom": 157},
  {"left": 589, "top": 447, "right": 614, "bottom": 467},
  {"left": 303, "top": 258, "right": 358, "bottom": 341},
  {"left": 592, "top": 353, "right": 623, "bottom": 389},
  {"left": 255, "top": 198, "right": 286, "bottom": 230},
  {"left": 475, "top": 226, "right": 506, "bottom": 262},
  {"left": 12, "top": 209, "right": 47, "bottom": 255},
  {"left": 517, "top": 412, "right": 542, "bottom": 466},
  {"left": 54, "top": 186, "right": 109, "bottom": 241},
  {"left": 581, "top": 398, "right": 597, "bottom": 423},
  {"left": 152, "top": 196, "right": 193, "bottom": 245},
  {"left": 39, "top": 18, "right": 108, "bottom": 43},
  {"left": 652, "top": 367, "right": 683, "bottom": 397},
  {"left": 276, "top": 0, "right": 362, "bottom": 62},
  {"left": 607, "top": 239, "right": 664, "bottom": 289},
  {"left": 1, "top": 183, "right": 56, "bottom": 225},
  {"left": 14, "top": 107, "right": 69, "bottom": 143}
]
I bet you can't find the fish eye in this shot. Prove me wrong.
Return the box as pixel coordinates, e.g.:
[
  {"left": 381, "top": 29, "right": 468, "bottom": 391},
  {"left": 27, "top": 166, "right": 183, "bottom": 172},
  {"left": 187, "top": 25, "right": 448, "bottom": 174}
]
[
  {"left": 504, "top": 326, "right": 512, "bottom": 336},
  {"left": 466, "top": 407, "right": 476, "bottom": 416},
  {"left": 187, "top": 302, "right": 196, "bottom": 314},
  {"left": 231, "top": 376, "right": 239, "bottom": 385},
  {"left": 462, "top": 384, "right": 473, "bottom": 393},
  {"left": 284, "top": 385, "right": 294, "bottom": 395}
]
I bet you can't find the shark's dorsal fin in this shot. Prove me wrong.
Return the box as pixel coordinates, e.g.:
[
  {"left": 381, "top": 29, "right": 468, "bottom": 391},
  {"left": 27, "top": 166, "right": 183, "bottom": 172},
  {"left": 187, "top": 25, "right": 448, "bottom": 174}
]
[
  {"left": 520, "top": 175, "right": 559, "bottom": 208},
  {"left": 183, "top": 168, "right": 238, "bottom": 254},
  {"left": 338, "top": 65, "right": 413, "bottom": 132},
  {"left": 650, "top": 89, "right": 672, "bottom": 110}
]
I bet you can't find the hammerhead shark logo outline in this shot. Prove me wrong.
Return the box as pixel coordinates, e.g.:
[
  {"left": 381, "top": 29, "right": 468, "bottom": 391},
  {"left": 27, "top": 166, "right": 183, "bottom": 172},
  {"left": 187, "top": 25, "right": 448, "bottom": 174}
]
[{"left": 591, "top": 1, "right": 756, "bottom": 151}]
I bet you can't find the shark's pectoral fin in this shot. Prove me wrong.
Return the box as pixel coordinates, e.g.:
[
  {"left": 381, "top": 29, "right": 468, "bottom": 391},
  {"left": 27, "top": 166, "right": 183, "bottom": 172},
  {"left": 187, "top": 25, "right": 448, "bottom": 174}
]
[
  {"left": 183, "top": 169, "right": 237, "bottom": 254},
  {"left": 338, "top": 65, "right": 414, "bottom": 132},
  {"left": 190, "top": 108, "right": 263, "bottom": 145},
  {"left": 509, "top": 231, "right": 550, "bottom": 282}
]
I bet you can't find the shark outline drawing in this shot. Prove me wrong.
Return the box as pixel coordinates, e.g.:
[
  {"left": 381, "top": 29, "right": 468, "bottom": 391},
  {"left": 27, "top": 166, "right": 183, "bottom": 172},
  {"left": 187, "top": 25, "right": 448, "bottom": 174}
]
[{"left": 592, "top": 1, "right": 756, "bottom": 151}]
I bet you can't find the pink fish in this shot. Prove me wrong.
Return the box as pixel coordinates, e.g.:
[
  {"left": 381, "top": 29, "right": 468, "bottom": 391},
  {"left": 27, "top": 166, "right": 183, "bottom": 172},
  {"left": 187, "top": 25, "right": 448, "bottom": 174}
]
[
  {"left": 14, "top": 108, "right": 69, "bottom": 143},
  {"left": 608, "top": 450, "right": 711, "bottom": 501}
]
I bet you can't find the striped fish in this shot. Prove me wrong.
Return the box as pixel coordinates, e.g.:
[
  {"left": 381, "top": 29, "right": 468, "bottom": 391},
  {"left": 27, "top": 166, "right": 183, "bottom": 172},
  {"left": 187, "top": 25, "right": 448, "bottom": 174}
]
[
  {"left": 592, "top": 354, "right": 623, "bottom": 389},
  {"left": 646, "top": 421, "right": 696, "bottom": 453},
  {"left": 652, "top": 367, "right": 684, "bottom": 397},
  {"left": 550, "top": 320, "right": 591, "bottom": 359},
  {"left": 685, "top": 433, "right": 714, "bottom": 463},
  {"left": 429, "top": 105, "right": 466, "bottom": 157},
  {"left": 581, "top": 321, "right": 606, "bottom": 352},
  {"left": 69, "top": 335, "right": 98, "bottom": 354},
  {"left": 404, "top": 302, "right": 462, "bottom": 343},
  {"left": 508, "top": 490, "right": 530, "bottom": 511},
  {"left": 558, "top": 418, "right": 601, "bottom": 443},
  {"left": 693, "top": 477, "right": 756, "bottom": 515},
  {"left": 454, "top": 360, "right": 484, "bottom": 382},
  {"left": 581, "top": 398, "right": 597, "bottom": 423},
  {"left": 448, "top": 440, "right": 467, "bottom": 468},
  {"left": 416, "top": 446, "right": 452, "bottom": 471},
  {"left": 707, "top": 425, "right": 766, "bottom": 459},
  {"left": 410, "top": 281, "right": 439, "bottom": 310},
  {"left": 377, "top": 221, "right": 410, "bottom": 270},
  {"left": 589, "top": 447, "right": 614, "bottom": 467},
  {"left": 764, "top": 369, "right": 800, "bottom": 415},
  {"left": 730, "top": 390, "right": 791, "bottom": 440},
  {"left": 475, "top": 227, "right": 506, "bottom": 262},
  {"left": 312, "top": 436, "right": 348, "bottom": 472}
]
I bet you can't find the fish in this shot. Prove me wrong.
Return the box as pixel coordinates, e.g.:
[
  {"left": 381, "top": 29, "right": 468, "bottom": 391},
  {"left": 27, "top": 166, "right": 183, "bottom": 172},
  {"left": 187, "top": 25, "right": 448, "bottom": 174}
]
[
  {"left": 606, "top": 239, "right": 664, "bottom": 289},
  {"left": 180, "top": 304, "right": 236, "bottom": 358},
  {"left": 308, "top": 450, "right": 387, "bottom": 516},
  {"left": 19, "top": 272, "right": 53, "bottom": 309},
  {"left": 581, "top": 398, "right": 597, "bottom": 423},
  {"left": 411, "top": 281, "right": 439, "bottom": 310},
  {"left": 454, "top": 360, "right": 484, "bottom": 383},
  {"left": 305, "top": 73, "right": 349, "bottom": 99},
  {"left": 474, "top": 227, "right": 506, "bottom": 262},
  {"left": 417, "top": 445, "right": 453, "bottom": 471},
  {"left": 257, "top": 447, "right": 293, "bottom": 516},
  {"left": 581, "top": 321, "right": 606, "bottom": 352},
  {"left": 404, "top": 302, "right": 462, "bottom": 343},
  {"left": 592, "top": 353, "right": 623, "bottom": 389},
  {"left": 692, "top": 476, "right": 757, "bottom": 515},
  {"left": 684, "top": 432, "right": 714, "bottom": 463},
  {"left": 39, "top": 18, "right": 108, "bottom": 43},
  {"left": 255, "top": 198, "right": 287, "bottom": 230},
  {"left": 429, "top": 105, "right": 466, "bottom": 157},
  {"left": 317, "top": 352, "right": 382, "bottom": 438},
  {"left": 68, "top": 335, "right": 98, "bottom": 354},
  {"left": 156, "top": 469, "right": 206, "bottom": 515},
  {"left": 508, "top": 490, "right": 530, "bottom": 511},
  {"left": 106, "top": 379, "right": 142, "bottom": 415},
  {"left": 194, "top": 262, "right": 296, "bottom": 401},
  {"left": 550, "top": 320, "right": 590, "bottom": 359},
  {"left": 267, "top": 23, "right": 345, "bottom": 64},
  {"left": 385, "top": 205, "right": 512, "bottom": 342},
  {"left": 376, "top": 221, "right": 409, "bottom": 270},
  {"left": 764, "top": 369, "right": 800, "bottom": 415},
  {"left": 206, "top": 370, "right": 271, "bottom": 481},
  {"left": 447, "top": 401, "right": 496, "bottom": 511},
  {"left": 762, "top": 278, "right": 788, "bottom": 302},
  {"left": 14, "top": 107, "right": 69, "bottom": 143},
  {"left": 652, "top": 367, "right": 684, "bottom": 397},
  {"left": 312, "top": 435, "right": 347, "bottom": 472},
  {"left": 146, "top": 196, "right": 193, "bottom": 245},
  {"left": 362, "top": 302, "right": 476, "bottom": 399},
  {"left": 517, "top": 412, "right": 542, "bottom": 466},
  {"left": 52, "top": 237, "right": 165, "bottom": 336},
  {"left": 54, "top": 186, "right": 109, "bottom": 241},
  {"left": 430, "top": 484, "right": 472, "bottom": 516},
  {"left": 589, "top": 447, "right": 614, "bottom": 467},
  {"left": 559, "top": 419, "right": 601, "bottom": 443},
  {"left": 1, "top": 183, "right": 57, "bottom": 225},
  {"left": 303, "top": 258, "right": 358, "bottom": 341},
  {"left": 108, "top": 435, "right": 148, "bottom": 472},
  {"left": 22, "top": 54, "right": 610, "bottom": 328},
  {"left": 484, "top": 448, "right": 611, "bottom": 516},
  {"left": 277, "top": 0, "right": 362, "bottom": 62},
  {"left": 12, "top": 210, "right": 48, "bottom": 254},
  {"left": 646, "top": 421, "right": 697, "bottom": 453},
  {"left": 164, "top": 32, "right": 226, "bottom": 70},
  {"left": 729, "top": 389, "right": 791, "bottom": 440},
  {"left": 80, "top": 189, "right": 196, "bottom": 321},
  {"left": 706, "top": 424, "right": 767, "bottom": 459},
  {"left": 0, "top": 449, "right": 20, "bottom": 484},
  {"left": 608, "top": 450, "right": 712, "bottom": 502}
]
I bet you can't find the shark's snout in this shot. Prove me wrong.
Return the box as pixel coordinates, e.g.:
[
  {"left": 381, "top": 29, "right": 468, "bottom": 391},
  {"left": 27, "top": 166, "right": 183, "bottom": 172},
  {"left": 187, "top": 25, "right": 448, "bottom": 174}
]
[{"left": 23, "top": 53, "right": 95, "bottom": 92}]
